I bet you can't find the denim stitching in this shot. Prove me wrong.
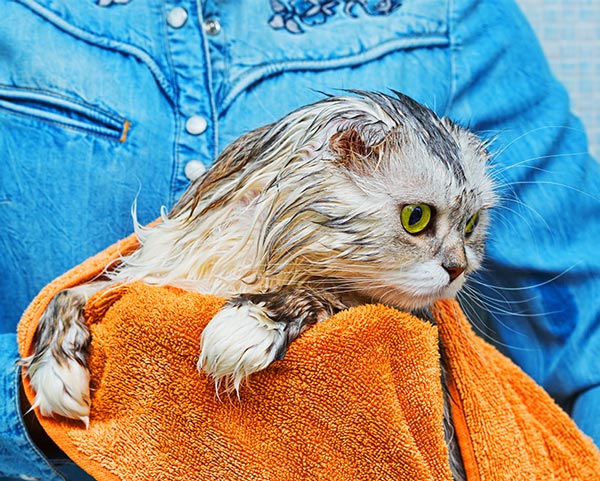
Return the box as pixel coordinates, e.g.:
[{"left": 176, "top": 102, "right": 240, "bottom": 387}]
[
  {"left": 0, "top": 106, "right": 128, "bottom": 144},
  {"left": 0, "top": 85, "right": 125, "bottom": 127},
  {"left": 0, "top": 85, "right": 130, "bottom": 142},
  {"left": 445, "top": 0, "right": 459, "bottom": 118}
]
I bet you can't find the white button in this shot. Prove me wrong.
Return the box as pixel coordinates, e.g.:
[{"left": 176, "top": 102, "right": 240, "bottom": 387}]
[
  {"left": 204, "top": 18, "right": 221, "bottom": 36},
  {"left": 185, "top": 116, "right": 208, "bottom": 135},
  {"left": 167, "top": 7, "right": 188, "bottom": 28},
  {"left": 184, "top": 160, "right": 207, "bottom": 181}
]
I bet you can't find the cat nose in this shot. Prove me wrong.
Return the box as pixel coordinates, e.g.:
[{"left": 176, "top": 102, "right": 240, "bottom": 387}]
[{"left": 444, "top": 264, "right": 465, "bottom": 282}]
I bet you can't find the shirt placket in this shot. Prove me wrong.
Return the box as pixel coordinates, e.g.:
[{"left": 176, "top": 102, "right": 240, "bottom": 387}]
[{"left": 164, "top": 0, "right": 220, "bottom": 205}]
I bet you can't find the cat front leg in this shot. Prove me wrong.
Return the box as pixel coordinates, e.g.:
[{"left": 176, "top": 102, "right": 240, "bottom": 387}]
[
  {"left": 199, "top": 287, "right": 343, "bottom": 393},
  {"left": 22, "top": 281, "right": 109, "bottom": 426}
]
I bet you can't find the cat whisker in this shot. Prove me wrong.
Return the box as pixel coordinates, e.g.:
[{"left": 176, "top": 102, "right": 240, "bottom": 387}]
[
  {"left": 496, "top": 151, "right": 588, "bottom": 175},
  {"left": 460, "top": 283, "right": 541, "bottom": 319},
  {"left": 490, "top": 201, "right": 551, "bottom": 235},
  {"left": 506, "top": 181, "right": 599, "bottom": 202},
  {"left": 489, "top": 124, "right": 585, "bottom": 161},
  {"left": 455, "top": 290, "right": 535, "bottom": 351},
  {"left": 468, "top": 262, "right": 582, "bottom": 292}
]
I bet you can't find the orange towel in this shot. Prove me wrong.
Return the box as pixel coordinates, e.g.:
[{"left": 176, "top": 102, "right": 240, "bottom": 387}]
[{"left": 18, "top": 233, "right": 600, "bottom": 481}]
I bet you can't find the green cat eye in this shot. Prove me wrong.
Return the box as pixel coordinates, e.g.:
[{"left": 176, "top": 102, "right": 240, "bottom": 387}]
[
  {"left": 465, "top": 212, "right": 480, "bottom": 236},
  {"left": 401, "top": 204, "right": 432, "bottom": 234}
]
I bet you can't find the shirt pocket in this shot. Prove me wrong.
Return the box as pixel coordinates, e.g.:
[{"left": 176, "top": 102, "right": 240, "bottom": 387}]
[
  {"left": 216, "top": 0, "right": 450, "bottom": 109},
  {"left": 0, "top": 85, "right": 130, "bottom": 143}
]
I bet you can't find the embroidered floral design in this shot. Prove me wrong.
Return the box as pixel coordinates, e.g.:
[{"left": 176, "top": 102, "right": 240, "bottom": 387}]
[{"left": 269, "top": 0, "right": 402, "bottom": 33}]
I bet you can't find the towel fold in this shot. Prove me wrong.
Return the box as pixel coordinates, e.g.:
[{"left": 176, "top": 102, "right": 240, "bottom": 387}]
[{"left": 18, "top": 233, "right": 600, "bottom": 480}]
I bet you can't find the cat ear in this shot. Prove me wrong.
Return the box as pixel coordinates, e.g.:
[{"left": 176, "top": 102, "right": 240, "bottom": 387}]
[{"left": 329, "top": 129, "right": 377, "bottom": 172}]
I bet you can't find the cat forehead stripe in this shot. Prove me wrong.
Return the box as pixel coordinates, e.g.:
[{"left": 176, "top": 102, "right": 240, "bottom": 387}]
[{"left": 355, "top": 91, "right": 467, "bottom": 182}]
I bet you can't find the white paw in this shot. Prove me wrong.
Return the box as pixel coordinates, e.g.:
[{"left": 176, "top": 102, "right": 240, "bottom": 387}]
[
  {"left": 199, "top": 301, "right": 286, "bottom": 393},
  {"left": 28, "top": 352, "right": 91, "bottom": 427}
]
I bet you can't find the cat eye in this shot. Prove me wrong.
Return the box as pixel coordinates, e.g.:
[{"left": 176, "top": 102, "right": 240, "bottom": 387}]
[
  {"left": 465, "top": 212, "right": 480, "bottom": 236},
  {"left": 401, "top": 204, "right": 432, "bottom": 234}
]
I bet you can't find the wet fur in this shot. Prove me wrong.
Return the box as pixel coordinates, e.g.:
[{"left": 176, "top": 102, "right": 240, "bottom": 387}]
[{"left": 24, "top": 91, "right": 495, "bottom": 480}]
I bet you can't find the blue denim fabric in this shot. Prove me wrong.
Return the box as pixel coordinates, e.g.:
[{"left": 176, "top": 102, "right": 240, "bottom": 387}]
[{"left": 1, "top": 0, "right": 599, "bottom": 477}]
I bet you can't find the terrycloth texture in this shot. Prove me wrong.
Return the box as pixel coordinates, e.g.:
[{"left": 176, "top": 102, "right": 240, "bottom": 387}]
[{"left": 18, "top": 234, "right": 600, "bottom": 481}]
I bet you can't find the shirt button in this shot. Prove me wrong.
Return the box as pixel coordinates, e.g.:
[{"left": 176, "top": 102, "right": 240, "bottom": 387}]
[
  {"left": 185, "top": 116, "right": 208, "bottom": 135},
  {"left": 184, "top": 160, "right": 207, "bottom": 181},
  {"left": 204, "top": 18, "right": 221, "bottom": 36},
  {"left": 167, "top": 7, "right": 188, "bottom": 28}
]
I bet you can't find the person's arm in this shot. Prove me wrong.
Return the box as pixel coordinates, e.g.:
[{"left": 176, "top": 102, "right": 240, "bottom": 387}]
[{"left": 449, "top": 0, "right": 600, "bottom": 445}]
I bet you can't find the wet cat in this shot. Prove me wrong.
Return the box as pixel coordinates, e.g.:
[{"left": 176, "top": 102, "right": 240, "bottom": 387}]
[{"left": 24, "top": 92, "right": 495, "bottom": 479}]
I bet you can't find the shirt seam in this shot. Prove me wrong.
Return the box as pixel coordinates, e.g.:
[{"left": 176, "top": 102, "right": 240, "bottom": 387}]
[{"left": 446, "top": 0, "right": 459, "bottom": 118}]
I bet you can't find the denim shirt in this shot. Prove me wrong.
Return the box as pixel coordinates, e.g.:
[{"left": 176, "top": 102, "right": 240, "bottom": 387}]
[{"left": 1, "top": 0, "right": 599, "bottom": 478}]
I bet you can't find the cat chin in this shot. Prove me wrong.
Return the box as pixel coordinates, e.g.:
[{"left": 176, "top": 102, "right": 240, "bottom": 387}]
[
  {"left": 439, "top": 279, "right": 464, "bottom": 300},
  {"left": 359, "top": 278, "right": 465, "bottom": 311}
]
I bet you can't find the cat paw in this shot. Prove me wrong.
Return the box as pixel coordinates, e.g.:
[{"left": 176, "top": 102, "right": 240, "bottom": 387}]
[
  {"left": 198, "top": 300, "right": 287, "bottom": 393},
  {"left": 26, "top": 352, "right": 91, "bottom": 427}
]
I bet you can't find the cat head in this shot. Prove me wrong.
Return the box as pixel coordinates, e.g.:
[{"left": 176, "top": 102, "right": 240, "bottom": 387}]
[{"left": 256, "top": 91, "right": 497, "bottom": 309}]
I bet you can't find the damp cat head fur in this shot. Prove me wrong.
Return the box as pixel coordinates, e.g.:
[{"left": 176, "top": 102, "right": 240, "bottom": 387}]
[{"left": 120, "top": 91, "right": 497, "bottom": 310}]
